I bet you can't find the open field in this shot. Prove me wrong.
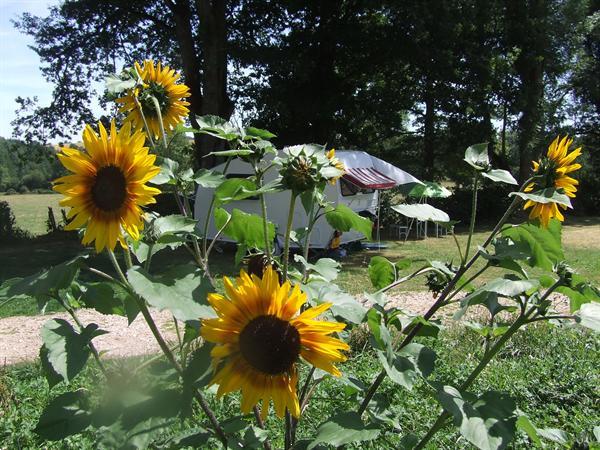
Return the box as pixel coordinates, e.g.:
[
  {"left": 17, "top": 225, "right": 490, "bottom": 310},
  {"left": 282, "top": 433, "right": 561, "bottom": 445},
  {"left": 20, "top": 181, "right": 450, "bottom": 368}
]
[{"left": 0, "top": 193, "right": 63, "bottom": 236}]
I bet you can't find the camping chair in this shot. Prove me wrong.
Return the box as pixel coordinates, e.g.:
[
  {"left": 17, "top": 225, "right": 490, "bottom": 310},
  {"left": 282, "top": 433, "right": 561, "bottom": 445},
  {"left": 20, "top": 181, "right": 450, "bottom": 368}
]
[{"left": 389, "top": 219, "right": 409, "bottom": 240}]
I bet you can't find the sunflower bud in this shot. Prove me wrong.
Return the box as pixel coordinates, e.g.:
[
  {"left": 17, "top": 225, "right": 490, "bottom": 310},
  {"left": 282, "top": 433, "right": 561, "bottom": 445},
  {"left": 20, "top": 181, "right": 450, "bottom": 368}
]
[
  {"left": 246, "top": 253, "right": 283, "bottom": 285},
  {"left": 280, "top": 152, "right": 320, "bottom": 193}
]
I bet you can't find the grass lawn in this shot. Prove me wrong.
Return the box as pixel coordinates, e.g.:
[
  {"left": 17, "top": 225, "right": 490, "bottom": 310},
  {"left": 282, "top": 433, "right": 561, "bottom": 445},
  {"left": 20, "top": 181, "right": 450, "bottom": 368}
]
[
  {"left": 1, "top": 323, "right": 597, "bottom": 448},
  {"left": 1, "top": 215, "right": 599, "bottom": 318},
  {"left": 0, "top": 193, "right": 63, "bottom": 236}
]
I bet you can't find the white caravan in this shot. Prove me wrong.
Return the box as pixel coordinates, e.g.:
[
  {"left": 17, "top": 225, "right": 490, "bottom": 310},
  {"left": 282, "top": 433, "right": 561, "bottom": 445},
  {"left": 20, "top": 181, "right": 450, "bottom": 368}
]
[{"left": 194, "top": 150, "right": 421, "bottom": 249}]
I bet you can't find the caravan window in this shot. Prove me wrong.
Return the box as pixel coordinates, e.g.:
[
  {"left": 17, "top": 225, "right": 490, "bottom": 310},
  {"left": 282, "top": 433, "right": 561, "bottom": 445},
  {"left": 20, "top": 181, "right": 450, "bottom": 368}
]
[
  {"left": 225, "top": 174, "right": 258, "bottom": 200},
  {"left": 340, "top": 178, "right": 374, "bottom": 196}
]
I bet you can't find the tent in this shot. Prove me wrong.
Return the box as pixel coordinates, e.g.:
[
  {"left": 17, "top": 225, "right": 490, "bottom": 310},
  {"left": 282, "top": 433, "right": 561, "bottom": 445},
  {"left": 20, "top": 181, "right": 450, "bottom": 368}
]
[{"left": 194, "top": 150, "right": 422, "bottom": 249}]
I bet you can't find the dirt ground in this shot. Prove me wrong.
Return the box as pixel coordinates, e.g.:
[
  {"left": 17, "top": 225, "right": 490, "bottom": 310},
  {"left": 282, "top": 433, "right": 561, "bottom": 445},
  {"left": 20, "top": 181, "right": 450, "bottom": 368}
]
[{"left": 0, "top": 292, "right": 570, "bottom": 366}]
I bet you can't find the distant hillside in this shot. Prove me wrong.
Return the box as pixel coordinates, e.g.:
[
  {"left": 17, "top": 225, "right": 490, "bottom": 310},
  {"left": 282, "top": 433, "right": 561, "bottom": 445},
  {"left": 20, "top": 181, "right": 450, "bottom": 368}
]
[{"left": 0, "top": 137, "right": 66, "bottom": 193}]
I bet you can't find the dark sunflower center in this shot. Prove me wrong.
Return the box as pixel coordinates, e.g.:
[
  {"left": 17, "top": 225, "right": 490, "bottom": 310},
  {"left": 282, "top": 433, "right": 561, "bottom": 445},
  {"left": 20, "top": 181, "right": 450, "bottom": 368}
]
[
  {"left": 92, "top": 165, "right": 127, "bottom": 212},
  {"left": 535, "top": 157, "right": 558, "bottom": 189},
  {"left": 140, "top": 82, "right": 170, "bottom": 118},
  {"left": 239, "top": 315, "right": 301, "bottom": 375}
]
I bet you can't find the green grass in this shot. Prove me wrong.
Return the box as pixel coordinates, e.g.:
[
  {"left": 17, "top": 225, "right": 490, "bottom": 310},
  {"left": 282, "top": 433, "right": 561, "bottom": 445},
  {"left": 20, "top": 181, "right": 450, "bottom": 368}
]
[
  {"left": 0, "top": 193, "right": 63, "bottom": 236},
  {"left": 1, "top": 324, "right": 597, "bottom": 448},
  {"left": 1, "top": 217, "right": 599, "bottom": 318}
]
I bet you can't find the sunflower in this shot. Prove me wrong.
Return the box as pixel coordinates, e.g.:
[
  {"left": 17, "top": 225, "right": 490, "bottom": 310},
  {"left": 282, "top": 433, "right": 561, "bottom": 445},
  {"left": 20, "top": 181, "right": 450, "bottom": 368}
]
[
  {"left": 116, "top": 60, "right": 190, "bottom": 138},
  {"left": 201, "top": 267, "right": 349, "bottom": 419},
  {"left": 326, "top": 148, "right": 346, "bottom": 184},
  {"left": 53, "top": 120, "right": 161, "bottom": 252},
  {"left": 523, "top": 135, "right": 582, "bottom": 227}
]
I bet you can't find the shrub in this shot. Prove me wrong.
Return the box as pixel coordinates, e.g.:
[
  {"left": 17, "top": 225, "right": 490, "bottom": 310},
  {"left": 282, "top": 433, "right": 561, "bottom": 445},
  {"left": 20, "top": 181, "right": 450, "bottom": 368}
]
[
  {"left": 17, "top": 185, "right": 29, "bottom": 194},
  {"left": 0, "top": 201, "right": 29, "bottom": 241}
]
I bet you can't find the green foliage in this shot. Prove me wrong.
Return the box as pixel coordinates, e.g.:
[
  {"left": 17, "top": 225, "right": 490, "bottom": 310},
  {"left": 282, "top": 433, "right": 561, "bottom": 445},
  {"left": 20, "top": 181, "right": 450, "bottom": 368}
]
[
  {"left": 325, "top": 204, "right": 372, "bottom": 239},
  {"left": 40, "top": 319, "right": 106, "bottom": 386},
  {"left": 34, "top": 390, "right": 92, "bottom": 441},
  {"left": 437, "top": 386, "right": 518, "bottom": 450},
  {"left": 500, "top": 220, "right": 563, "bottom": 271},
  {"left": 368, "top": 256, "right": 396, "bottom": 290},
  {"left": 0, "top": 138, "right": 65, "bottom": 192},
  {"left": 127, "top": 265, "right": 214, "bottom": 322},
  {"left": 391, "top": 203, "right": 450, "bottom": 223},
  {"left": 306, "top": 412, "right": 381, "bottom": 449}
]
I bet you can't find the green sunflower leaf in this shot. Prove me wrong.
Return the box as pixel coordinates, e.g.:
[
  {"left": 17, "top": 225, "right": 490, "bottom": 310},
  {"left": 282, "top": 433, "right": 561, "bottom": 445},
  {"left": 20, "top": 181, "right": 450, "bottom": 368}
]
[
  {"left": 510, "top": 188, "right": 572, "bottom": 207},
  {"left": 368, "top": 256, "right": 396, "bottom": 290},
  {"left": 214, "top": 178, "right": 258, "bottom": 204},
  {"left": 307, "top": 412, "right": 381, "bottom": 449},
  {"left": 482, "top": 169, "right": 518, "bottom": 185},
  {"left": 500, "top": 220, "right": 563, "bottom": 271},
  {"left": 34, "top": 390, "right": 91, "bottom": 440},
  {"left": 464, "top": 143, "right": 490, "bottom": 170},
  {"left": 40, "top": 319, "right": 106, "bottom": 385},
  {"left": 436, "top": 386, "right": 518, "bottom": 450},
  {"left": 127, "top": 265, "right": 215, "bottom": 321},
  {"left": 325, "top": 204, "right": 372, "bottom": 239},
  {"left": 220, "top": 209, "right": 275, "bottom": 251}
]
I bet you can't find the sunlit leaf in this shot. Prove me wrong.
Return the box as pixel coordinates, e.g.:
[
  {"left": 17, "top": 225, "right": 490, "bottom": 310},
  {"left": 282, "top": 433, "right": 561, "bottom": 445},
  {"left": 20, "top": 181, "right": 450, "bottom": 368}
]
[
  {"left": 368, "top": 256, "right": 396, "bottom": 290},
  {"left": 392, "top": 203, "right": 450, "bottom": 223},
  {"left": 325, "top": 204, "right": 373, "bottom": 239},
  {"left": 307, "top": 412, "right": 380, "bottom": 449},
  {"left": 127, "top": 265, "right": 215, "bottom": 321},
  {"left": 482, "top": 169, "right": 518, "bottom": 185},
  {"left": 437, "top": 386, "right": 518, "bottom": 450},
  {"left": 464, "top": 143, "right": 490, "bottom": 170}
]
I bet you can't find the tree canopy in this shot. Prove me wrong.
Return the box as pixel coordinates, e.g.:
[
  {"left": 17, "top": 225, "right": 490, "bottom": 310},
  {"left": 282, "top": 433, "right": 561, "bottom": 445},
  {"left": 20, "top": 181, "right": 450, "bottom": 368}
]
[{"left": 11, "top": 0, "right": 599, "bottom": 200}]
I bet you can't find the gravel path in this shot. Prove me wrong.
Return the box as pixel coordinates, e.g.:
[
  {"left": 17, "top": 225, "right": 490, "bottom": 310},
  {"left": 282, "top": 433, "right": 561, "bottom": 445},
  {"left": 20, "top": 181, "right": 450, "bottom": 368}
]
[
  {"left": 0, "top": 308, "right": 177, "bottom": 366},
  {"left": 0, "top": 292, "right": 570, "bottom": 366}
]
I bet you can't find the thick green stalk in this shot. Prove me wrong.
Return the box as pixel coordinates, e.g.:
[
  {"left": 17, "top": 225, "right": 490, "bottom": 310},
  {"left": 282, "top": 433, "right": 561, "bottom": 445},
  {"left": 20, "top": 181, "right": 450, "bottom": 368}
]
[
  {"left": 282, "top": 192, "right": 297, "bottom": 280},
  {"left": 107, "top": 250, "right": 228, "bottom": 446},
  {"left": 57, "top": 296, "right": 109, "bottom": 379},
  {"left": 463, "top": 172, "right": 479, "bottom": 263},
  {"left": 151, "top": 96, "right": 169, "bottom": 149},
  {"left": 133, "top": 96, "right": 156, "bottom": 149},
  {"left": 202, "top": 158, "right": 232, "bottom": 258},
  {"left": 413, "top": 312, "right": 528, "bottom": 450},
  {"left": 357, "top": 186, "right": 527, "bottom": 415},
  {"left": 256, "top": 169, "right": 272, "bottom": 259},
  {"left": 413, "top": 279, "right": 563, "bottom": 450}
]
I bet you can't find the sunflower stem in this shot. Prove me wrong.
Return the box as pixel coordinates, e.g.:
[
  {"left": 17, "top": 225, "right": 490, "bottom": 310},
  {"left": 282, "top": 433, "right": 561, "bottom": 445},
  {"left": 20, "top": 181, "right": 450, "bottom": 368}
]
[
  {"left": 144, "top": 244, "right": 154, "bottom": 271},
  {"left": 107, "top": 250, "right": 128, "bottom": 285},
  {"left": 282, "top": 192, "right": 297, "bottom": 280},
  {"left": 301, "top": 202, "right": 318, "bottom": 283},
  {"left": 252, "top": 407, "right": 272, "bottom": 450},
  {"left": 133, "top": 96, "right": 156, "bottom": 149},
  {"left": 151, "top": 95, "right": 169, "bottom": 150},
  {"left": 55, "top": 294, "right": 109, "bottom": 379},
  {"left": 108, "top": 252, "right": 228, "bottom": 446},
  {"left": 413, "top": 301, "right": 541, "bottom": 450},
  {"left": 357, "top": 181, "right": 532, "bottom": 416},
  {"left": 202, "top": 158, "right": 232, "bottom": 260},
  {"left": 254, "top": 165, "right": 272, "bottom": 259},
  {"left": 463, "top": 172, "right": 479, "bottom": 264},
  {"left": 284, "top": 411, "right": 293, "bottom": 449}
]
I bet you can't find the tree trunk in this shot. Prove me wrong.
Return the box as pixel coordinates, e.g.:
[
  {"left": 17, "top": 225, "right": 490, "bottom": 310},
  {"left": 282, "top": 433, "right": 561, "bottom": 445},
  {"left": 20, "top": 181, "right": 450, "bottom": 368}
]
[
  {"left": 506, "top": 0, "right": 547, "bottom": 182},
  {"left": 423, "top": 80, "right": 435, "bottom": 179},
  {"left": 197, "top": 0, "right": 234, "bottom": 168},
  {"left": 168, "top": 0, "right": 204, "bottom": 166}
]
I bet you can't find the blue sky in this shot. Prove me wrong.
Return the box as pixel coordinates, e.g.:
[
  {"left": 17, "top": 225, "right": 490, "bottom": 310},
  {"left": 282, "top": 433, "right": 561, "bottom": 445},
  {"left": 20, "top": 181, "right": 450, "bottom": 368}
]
[{"left": 0, "top": 0, "right": 59, "bottom": 140}]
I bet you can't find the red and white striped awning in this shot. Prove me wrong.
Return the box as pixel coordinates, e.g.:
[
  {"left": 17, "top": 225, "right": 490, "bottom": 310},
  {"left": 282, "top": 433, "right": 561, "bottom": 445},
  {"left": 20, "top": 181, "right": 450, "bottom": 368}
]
[{"left": 342, "top": 168, "right": 397, "bottom": 190}]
